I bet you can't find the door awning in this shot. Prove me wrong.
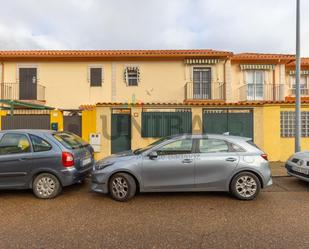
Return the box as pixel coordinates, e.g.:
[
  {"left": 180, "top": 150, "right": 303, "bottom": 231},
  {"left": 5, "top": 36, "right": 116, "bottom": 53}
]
[
  {"left": 289, "top": 70, "right": 309, "bottom": 75},
  {"left": 240, "top": 64, "right": 275, "bottom": 70}
]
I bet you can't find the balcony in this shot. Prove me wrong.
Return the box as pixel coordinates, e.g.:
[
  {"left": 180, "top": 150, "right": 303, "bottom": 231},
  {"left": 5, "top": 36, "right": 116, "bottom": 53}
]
[
  {"left": 288, "top": 88, "right": 309, "bottom": 96},
  {"left": 184, "top": 82, "right": 225, "bottom": 101},
  {"left": 0, "top": 83, "right": 46, "bottom": 102},
  {"left": 239, "top": 84, "right": 284, "bottom": 101}
]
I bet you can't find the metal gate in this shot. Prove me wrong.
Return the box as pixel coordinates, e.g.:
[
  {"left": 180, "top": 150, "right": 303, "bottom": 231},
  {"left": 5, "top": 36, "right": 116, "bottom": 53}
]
[
  {"left": 203, "top": 109, "right": 253, "bottom": 138},
  {"left": 64, "top": 115, "right": 82, "bottom": 136},
  {"left": 1, "top": 115, "right": 50, "bottom": 130},
  {"left": 111, "top": 110, "right": 131, "bottom": 154}
]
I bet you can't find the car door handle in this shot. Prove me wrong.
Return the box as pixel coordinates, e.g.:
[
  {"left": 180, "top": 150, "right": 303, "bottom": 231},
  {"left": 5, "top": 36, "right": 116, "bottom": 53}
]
[
  {"left": 18, "top": 158, "right": 28, "bottom": 161},
  {"left": 225, "top": 157, "right": 237, "bottom": 162},
  {"left": 182, "top": 159, "right": 193, "bottom": 164}
]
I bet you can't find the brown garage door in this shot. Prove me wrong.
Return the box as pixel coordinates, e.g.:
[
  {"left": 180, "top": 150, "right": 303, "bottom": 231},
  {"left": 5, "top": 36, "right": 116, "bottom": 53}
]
[{"left": 1, "top": 115, "right": 50, "bottom": 130}]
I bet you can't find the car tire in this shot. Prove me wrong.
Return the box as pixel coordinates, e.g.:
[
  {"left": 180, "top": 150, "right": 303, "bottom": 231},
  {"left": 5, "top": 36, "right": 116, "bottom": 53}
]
[
  {"left": 33, "top": 173, "right": 62, "bottom": 199},
  {"left": 230, "top": 172, "right": 261, "bottom": 200},
  {"left": 109, "top": 173, "right": 136, "bottom": 202}
]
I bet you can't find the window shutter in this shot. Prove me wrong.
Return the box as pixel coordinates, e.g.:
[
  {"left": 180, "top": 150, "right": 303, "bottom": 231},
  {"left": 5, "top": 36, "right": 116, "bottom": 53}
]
[{"left": 90, "top": 68, "right": 102, "bottom": 86}]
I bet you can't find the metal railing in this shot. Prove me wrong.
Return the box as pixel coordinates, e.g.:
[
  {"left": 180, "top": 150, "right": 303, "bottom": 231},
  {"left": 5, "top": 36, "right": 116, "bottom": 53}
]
[
  {"left": 239, "top": 84, "right": 284, "bottom": 101},
  {"left": 185, "top": 82, "right": 225, "bottom": 101},
  {"left": 0, "top": 83, "right": 46, "bottom": 101},
  {"left": 288, "top": 88, "right": 309, "bottom": 96}
]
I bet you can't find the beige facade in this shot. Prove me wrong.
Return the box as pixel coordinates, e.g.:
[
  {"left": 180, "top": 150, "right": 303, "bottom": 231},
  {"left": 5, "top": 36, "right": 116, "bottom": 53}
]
[{"left": 1, "top": 50, "right": 307, "bottom": 110}]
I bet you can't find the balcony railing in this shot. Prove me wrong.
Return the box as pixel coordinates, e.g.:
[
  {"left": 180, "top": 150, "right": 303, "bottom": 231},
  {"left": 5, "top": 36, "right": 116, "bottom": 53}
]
[
  {"left": 288, "top": 88, "right": 309, "bottom": 96},
  {"left": 185, "top": 82, "right": 225, "bottom": 101},
  {"left": 239, "top": 84, "right": 284, "bottom": 101},
  {"left": 0, "top": 83, "right": 46, "bottom": 101}
]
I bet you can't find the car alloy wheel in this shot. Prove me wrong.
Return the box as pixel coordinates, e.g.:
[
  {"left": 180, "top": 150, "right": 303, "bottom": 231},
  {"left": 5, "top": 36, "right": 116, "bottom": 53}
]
[
  {"left": 235, "top": 176, "right": 257, "bottom": 198},
  {"left": 231, "top": 172, "right": 261, "bottom": 200},
  {"left": 112, "top": 177, "right": 129, "bottom": 199},
  {"left": 33, "top": 173, "right": 62, "bottom": 199},
  {"left": 109, "top": 173, "right": 136, "bottom": 202},
  {"left": 36, "top": 176, "right": 56, "bottom": 197}
]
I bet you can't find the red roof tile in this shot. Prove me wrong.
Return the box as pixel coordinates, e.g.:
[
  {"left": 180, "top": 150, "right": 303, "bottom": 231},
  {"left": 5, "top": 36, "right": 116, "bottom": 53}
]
[
  {"left": 0, "top": 49, "right": 232, "bottom": 59},
  {"left": 93, "top": 100, "right": 309, "bottom": 107},
  {"left": 232, "top": 53, "right": 295, "bottom": 62}
]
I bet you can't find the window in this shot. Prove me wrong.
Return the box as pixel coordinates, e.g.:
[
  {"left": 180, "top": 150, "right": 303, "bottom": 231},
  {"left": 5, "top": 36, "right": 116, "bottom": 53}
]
[
  {"left": 0, "top": 133, "right": 31, "bottom": 155},
  {"left": 281, "top": 111, "right": 309, "bottom": 137},
  {"left": 30, "top": 135, "right": 52, "bottom": 152},
  {"left": 245, "top": 70, "right": 264, "bottom": 100},
  {"left": 290, "top": 75, "right": 308, "bottom": 95},
  {"left": 199, "top": 139, "right": 229, "bottom": 153},
  {"left": 90, "top": 67, "right": 102, "bottom": 87},
  {"left": 156, "top": 139, "right": 192, "bottom": 155},
  {"left": 125, "top": 67, "right": 139, "bottom": 86},
  {"left": 230, "top": 143, "right": 246, "bottom": 152},
  {"left": 53, "top": 132, "right": 86, "bottom": 149}
]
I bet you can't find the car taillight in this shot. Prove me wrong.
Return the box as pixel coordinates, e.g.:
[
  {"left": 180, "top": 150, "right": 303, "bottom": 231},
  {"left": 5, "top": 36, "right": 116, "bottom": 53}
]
[
  {"left": 261, "top": 154, "right": 268, "bottom": 161},
  {"left": 62, "top": 152, "right": 74, "bottom": 167}
]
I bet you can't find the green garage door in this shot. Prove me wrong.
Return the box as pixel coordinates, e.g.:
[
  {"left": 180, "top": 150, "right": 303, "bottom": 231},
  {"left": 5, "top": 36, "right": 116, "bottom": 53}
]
[
  {"left": 203, "top": 109, "right": 253, "bottom": 139},
  {"left": 142, "top": 111, "right": 192, "bottom": 138}
]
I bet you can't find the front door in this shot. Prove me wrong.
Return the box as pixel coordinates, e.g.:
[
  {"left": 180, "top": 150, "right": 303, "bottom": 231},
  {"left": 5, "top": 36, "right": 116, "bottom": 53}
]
[
  {"left": 111, "top": 112, "right": 131, "bottom": 154},
  {"left": 19, "top": 68, "right": 37, "bottom": 100},
  {"left": 195, "top": 138, "right": 239, "bottom": 190},
  {"left": 142, "top": 138, "right": 195, "bottom": 191},
  {"left": 193, "top": 67, "right": 211, "bottom": 99},
  {"left": 0, "top": 133, "right": 33, "bottom": 188}
]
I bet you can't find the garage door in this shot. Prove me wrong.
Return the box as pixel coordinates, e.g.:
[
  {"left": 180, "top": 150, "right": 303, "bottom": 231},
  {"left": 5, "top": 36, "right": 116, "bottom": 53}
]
[
  {"left": 203, "top": 109, "right": 253, "bottom": 138},
  {"left": 1, "top": 115, "right": 50, "bottom": 130}
]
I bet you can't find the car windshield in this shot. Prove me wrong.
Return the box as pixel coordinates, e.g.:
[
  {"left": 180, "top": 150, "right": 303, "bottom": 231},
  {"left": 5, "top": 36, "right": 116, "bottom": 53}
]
[
  {"left": 53, "top": 132, "right": 87, "bottom": 149},
  {"left": 133, "top": 136, "right": 171, "bottom": 155}
]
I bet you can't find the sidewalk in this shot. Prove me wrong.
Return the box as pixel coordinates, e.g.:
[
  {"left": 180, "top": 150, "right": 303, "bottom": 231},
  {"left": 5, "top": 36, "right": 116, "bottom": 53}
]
[{"left": 270, "top": 162, "right": 288, "bottom": 177}]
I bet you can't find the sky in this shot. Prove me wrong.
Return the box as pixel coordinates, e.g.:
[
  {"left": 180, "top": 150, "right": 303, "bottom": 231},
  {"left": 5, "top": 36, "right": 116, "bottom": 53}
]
[{"left": 0, "top": 0, "right": 308, "bottom": 55}]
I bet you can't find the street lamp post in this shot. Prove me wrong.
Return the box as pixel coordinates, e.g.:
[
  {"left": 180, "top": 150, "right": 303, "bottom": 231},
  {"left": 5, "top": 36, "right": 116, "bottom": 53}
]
[{"left": 295, "top": 0, "right": 301, "bottom": 152}]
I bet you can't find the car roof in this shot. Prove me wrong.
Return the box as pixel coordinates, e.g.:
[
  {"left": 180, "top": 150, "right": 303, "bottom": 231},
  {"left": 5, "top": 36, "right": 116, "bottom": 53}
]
[{"left": 169, "top": 133, "right": 251, "bottom": 140}]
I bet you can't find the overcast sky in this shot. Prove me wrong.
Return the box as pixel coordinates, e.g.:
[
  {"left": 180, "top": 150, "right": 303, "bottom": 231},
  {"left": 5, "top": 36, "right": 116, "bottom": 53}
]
[{"left": 0, "top": 0, "right": 308, "bottom": 55}]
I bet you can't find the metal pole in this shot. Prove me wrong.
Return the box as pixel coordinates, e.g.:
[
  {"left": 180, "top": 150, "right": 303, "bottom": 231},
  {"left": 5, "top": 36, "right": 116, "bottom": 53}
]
[{"left": 295, "top": 0, "right": 301, "bottom": 152}]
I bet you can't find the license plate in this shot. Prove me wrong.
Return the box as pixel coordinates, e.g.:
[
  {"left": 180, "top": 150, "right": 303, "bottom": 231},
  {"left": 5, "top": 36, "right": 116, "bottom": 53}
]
[
  {"left": 292, "top": 166, "right": 309, "bottom": 175},
  {"left": 82, "top": 157, "right": 92, "bottom": 166}
]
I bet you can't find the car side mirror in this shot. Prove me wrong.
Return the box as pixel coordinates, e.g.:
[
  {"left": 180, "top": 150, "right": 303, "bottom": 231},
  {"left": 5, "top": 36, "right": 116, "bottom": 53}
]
[{"left": 148, "top": 151, "right": 158, "bottom": 159}]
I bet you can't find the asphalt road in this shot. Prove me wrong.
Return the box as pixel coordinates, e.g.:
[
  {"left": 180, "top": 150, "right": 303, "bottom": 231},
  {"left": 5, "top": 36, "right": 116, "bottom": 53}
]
[{"left": 1, "top": 177, "right": 309, "bottom": 249}]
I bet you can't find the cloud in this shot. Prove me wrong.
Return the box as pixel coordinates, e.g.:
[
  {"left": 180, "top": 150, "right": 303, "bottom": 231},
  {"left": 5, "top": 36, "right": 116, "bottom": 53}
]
[{"left": 0, "top": 0, "right": 308, "bottom": 55}]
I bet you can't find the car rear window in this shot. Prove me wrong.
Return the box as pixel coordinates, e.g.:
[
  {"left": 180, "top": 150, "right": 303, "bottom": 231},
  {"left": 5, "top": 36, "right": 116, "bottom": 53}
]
[
  {"left": 247, "top": 140, "right": 261, "bottom": 150},
  {"left": 53, "top": 132, "right": 86, "bottom": 149}
]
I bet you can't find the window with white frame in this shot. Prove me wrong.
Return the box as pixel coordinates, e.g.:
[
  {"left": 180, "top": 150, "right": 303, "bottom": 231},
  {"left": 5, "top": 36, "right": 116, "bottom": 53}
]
[
  {"left": 124, "top": 67, "right": 139, "bottom": 86},
  {"left": 280, "top": 111, "right": 309, "bottom": 137},
  {"left": 89, "top": 66, "right": 103, "bottom": 87},
  {"left": 290, "top": 75, "right": 308, "bottom": 94},
  {"left": 245, "top": 70, "right": 265, "bottom": 100}
]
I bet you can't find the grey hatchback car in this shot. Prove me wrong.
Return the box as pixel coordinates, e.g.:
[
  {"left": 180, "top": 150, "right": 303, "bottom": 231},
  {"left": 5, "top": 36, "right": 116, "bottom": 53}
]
[
  {"left": 92, "top": 134, "right": 272, "bottom": 201},
  {"left": 0, "top": 130, "right": 94, "bottom": 199}
]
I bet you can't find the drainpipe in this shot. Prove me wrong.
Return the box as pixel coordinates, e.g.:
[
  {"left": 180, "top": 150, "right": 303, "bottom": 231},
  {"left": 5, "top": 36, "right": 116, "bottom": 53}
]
[
  {"left": 223, "top": 58, "right": 228, "bottom": 101},
  {"left": 1, "top": 62, "right": 4, "bottom": 100}
]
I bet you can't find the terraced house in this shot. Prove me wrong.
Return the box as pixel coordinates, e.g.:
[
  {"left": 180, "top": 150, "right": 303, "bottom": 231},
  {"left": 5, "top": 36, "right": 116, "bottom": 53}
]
[{"left": 0, "top": 49, "right": 309, "bottom": 161}]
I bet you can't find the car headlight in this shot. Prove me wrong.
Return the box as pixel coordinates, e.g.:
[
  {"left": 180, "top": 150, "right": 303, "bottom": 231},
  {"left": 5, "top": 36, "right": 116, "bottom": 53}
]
[
  {"left": 297, "top": 160, "right": 304, "bottom": 166},
  {"left": 95, "top": 161, "right": 114, "bottom": 170}
]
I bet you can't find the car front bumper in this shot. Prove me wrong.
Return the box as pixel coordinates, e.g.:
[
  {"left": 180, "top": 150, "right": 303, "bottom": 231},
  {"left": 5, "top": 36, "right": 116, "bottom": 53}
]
[
  {"left": 91, "top": 171, "right": 109, "bottom": 194},
  {"left": 286, "top": 163, "right": 309, "bottom": 182}
]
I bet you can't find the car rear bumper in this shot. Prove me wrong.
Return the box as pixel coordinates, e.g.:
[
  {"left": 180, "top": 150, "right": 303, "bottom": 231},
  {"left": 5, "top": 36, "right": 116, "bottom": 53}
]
[{"left": 60, "top": 164, "right": 93, "bottom": 187}]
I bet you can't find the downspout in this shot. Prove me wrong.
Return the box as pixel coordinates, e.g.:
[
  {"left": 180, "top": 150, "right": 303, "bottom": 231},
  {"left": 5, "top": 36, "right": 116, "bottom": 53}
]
[
  {"left": 1, "top": 62, "right": 4, "bottom": 99},
  {"left": 223, "top": 57, "right": 228, "bottom": 101}
]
